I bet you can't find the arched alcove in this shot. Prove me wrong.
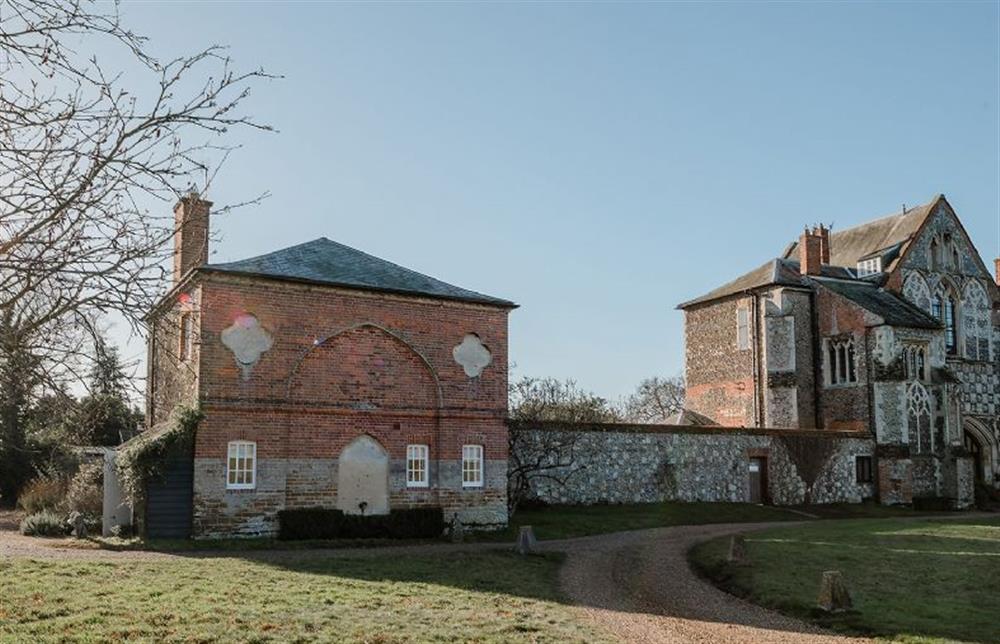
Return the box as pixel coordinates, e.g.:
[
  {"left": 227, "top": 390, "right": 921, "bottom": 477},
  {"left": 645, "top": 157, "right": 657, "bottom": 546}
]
[{"left": 336, "top": 434, "right": 390, "bottom": 515}]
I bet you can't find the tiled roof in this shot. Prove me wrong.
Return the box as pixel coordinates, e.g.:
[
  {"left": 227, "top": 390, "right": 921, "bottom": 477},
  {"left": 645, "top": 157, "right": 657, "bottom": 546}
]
[
  {"left": 782, "top": 196, "right": 939, "bottom": 268},
  {"left": 813, "top": 278, "right": 941, "bottom": 329},
  {"left": 202, "top": 237, "right": 516, "bottom": 307},
  {"left": 678, "top": 195, "right": 943, "bottom": 310}
]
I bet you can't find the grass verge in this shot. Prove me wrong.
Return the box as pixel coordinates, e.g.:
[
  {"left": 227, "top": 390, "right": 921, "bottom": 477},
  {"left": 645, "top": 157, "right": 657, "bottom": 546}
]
[
  {"left": 475, "top": 500, "right": 941, "bottom": 542},
  {"left": 688, "top": 516, "right": 1000, "bottom": 644},
  {"left": 0, "top": 550, "right": 607, "bottom": 643}
]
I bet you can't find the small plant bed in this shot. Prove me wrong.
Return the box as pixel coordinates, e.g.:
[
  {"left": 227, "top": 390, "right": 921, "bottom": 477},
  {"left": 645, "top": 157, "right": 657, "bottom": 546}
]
[
  {"left": 477, "top": 501, "right": 800, "bottom": 542},
  {"left": 0, "top": 551, "right": 605, "bottom": 642},
  {"left": 689, "top": 517, "right": 1000, "bottom": 643}
]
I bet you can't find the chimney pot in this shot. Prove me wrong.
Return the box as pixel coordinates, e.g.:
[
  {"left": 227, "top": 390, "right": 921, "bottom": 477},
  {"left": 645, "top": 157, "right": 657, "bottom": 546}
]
[
  {"left": 173, "top": 193, "right": 212, "bottom": 284},
  {"left": 799, "top": 227, "right": 823, "bottom": 276}
]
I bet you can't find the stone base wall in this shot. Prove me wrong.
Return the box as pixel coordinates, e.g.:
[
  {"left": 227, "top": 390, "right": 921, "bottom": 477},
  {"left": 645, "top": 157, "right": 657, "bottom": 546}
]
[
  {"left": 193, "top": 457, "right": 507, "bottom": 538},
  {"left": 512, "top": 423, "right": 876, "bottom": 506}
]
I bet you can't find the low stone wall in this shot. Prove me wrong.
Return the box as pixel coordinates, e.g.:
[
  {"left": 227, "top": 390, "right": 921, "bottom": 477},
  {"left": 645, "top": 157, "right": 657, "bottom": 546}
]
[{"left": 511, "top": 422, "right": 876, "bottom": 506}]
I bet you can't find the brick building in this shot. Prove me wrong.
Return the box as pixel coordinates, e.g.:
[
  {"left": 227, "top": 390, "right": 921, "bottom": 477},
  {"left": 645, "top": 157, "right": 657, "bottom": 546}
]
[
  {"left": 678, "top": 195, "right": 999, "bottom": 504},
  {"left": 143, "top": 194, "right": 515, "bottom": 537}
]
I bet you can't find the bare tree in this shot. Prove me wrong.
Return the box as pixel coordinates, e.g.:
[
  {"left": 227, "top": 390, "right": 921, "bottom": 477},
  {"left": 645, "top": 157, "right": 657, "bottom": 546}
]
[
  {"left": 621, "top": 375, "right": 685, "bottom": 424},
  {"left": 0, "top": 0, "right": 275, "bottom": 386},
  {"left": 507, "top": 376, "right": 620, "bottom": 513}
]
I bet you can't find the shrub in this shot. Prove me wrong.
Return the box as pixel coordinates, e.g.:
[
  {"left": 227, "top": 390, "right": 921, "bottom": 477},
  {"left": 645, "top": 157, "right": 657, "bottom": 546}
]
[
  {"left": 63, "top": 461, "right": 103, "bottom": 533},
  {"left": 278, "top": 507, "right": 445, "bottom": 541},
  {"left": 17, "top": 477, "right": 67, "bottom": 514},
  {"left": 20, "top": 510, "right": 70, "bottom": 537}
]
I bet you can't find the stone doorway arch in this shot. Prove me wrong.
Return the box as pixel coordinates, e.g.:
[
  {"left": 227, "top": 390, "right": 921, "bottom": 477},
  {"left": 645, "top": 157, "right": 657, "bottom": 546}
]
[
  {"left": 963, "top": 418, "right": 995, "bottom": 484},
  {"left": 337, "top": 435, "right": 390, "bottom": 515}
]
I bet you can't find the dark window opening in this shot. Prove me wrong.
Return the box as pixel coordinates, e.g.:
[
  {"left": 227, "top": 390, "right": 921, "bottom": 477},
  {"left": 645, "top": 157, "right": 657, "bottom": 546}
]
[{"left": 856, "top": 456, "right": 873, "bottom": 484}]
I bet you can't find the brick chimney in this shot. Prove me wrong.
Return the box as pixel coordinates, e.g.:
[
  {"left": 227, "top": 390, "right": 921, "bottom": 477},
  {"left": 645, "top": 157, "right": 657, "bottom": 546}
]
[
  {"left": 173, "top": 192, "right": 212, "bottom": 284},
  {"left": 818, "top": 224, "right": 830, "bottom": 264},
  {"left": 799, "top": 227, "right": 823, "bottom": 276}
]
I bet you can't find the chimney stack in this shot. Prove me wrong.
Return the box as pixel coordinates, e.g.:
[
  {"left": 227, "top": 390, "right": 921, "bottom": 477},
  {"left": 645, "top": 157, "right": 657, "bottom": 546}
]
[
  {"left": 799, "top": 226, "right": 823, "bottom": 276},
  {"left": 818, "top": 224, "right": 830, "bottom": 264},
  {"left": 173, "top": 192, "right": 212, "bottom": 284}
]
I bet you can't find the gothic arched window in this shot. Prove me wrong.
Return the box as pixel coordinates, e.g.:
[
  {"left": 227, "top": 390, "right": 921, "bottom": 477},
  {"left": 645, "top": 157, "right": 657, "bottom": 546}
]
[
  {"left": 932, "top": 288, "right": 958, "bottom": 355},
  {"left": 907, "top": 382, "right": 932, "bottom": 454},
  {"left": 962, "top": 280, "right": 991, "bottom": 361},
  {"left": 929, "top": 237, "right": 940, "bottom": 271}
]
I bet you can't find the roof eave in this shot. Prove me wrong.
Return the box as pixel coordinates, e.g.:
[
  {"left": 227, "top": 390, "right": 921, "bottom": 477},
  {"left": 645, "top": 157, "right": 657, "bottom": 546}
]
[{"left": 198, "top": 266, "right": 519, "bottom": 309}]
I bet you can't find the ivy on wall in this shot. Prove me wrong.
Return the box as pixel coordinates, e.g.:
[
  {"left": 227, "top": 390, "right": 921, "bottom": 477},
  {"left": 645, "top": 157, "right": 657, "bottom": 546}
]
[{"left": 116, "top": 406, "right": 203, "bottom": 501}]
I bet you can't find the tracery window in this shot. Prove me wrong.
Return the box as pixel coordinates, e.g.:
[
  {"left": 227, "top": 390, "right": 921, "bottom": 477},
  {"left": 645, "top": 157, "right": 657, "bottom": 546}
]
[
  {"left": 932, "top": 289, "right": 958, "bottom": 355},
  {"left": 962, "top": 281, "right": 991, "bottom": 361},
  {"left": 825, "top": 336, "right": 857, "bottom": 386},
  {"left": 902, "top": 344, "right": 927, "bottom": 381},
  {"left": 907, "top": 382, "right": 933, "bottom": 454}
]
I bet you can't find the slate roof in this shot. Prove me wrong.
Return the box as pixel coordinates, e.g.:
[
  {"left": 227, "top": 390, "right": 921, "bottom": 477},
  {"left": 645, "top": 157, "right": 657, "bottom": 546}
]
[
  {"left": 812, "top": 278, "right": 941, "bottom": 329},
  {"left": 677, "top": 258, "right": 851, "bottom": 309},
  {"left": 202, "top": 237, "right": 516, "bottom": 307},
  {"left": 679, "top": 195, "right": 943, "bottom": 310}
]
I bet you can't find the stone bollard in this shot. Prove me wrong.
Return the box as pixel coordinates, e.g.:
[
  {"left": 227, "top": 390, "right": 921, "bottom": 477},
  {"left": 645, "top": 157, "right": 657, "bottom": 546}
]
[
  {"left": 516, "top": 525, "right": 538, "bottom": 555},
  {"left": 727, "top": 535, "right": 747, "bottom": 564},
  {"left": 816, "top": 570, "right": 853, "bottom": 612},
  {"left": 68, "top": 512, "right": 88, "bottom": 539},
  {"left": 450, "top": 515, "right": 465, "bottom": 543}
]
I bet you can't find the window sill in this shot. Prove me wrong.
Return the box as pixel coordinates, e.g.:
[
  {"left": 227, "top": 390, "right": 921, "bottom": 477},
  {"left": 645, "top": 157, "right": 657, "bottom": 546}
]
[{"left": 824, "top": 382, "right": 862, "bottom": 389}]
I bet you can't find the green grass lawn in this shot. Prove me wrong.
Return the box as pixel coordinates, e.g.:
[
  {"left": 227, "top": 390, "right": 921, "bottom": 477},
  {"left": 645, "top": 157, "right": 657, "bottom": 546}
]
[
  {"left": 0, "top": 550, "right": 608, "bottom": 643},
  {"left": 477, "top": 500, "right": 942, "bottom": 542},
  {"left": 477, "top": 501, "right": 799, "bottom": 541},
  {"left": 689, "top": 517, "right": 1000, "bottom": 644}
]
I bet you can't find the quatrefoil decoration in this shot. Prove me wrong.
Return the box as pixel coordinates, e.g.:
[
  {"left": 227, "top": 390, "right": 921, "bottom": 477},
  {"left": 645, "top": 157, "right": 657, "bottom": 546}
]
[{"left": 453, "top": 334, "right": 492, "bottom": 378}]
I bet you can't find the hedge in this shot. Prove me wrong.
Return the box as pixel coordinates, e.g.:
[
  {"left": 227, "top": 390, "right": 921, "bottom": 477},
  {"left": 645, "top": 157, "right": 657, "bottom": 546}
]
[{"left": 277, "top": 507, "right": 445, "bottom": 540}]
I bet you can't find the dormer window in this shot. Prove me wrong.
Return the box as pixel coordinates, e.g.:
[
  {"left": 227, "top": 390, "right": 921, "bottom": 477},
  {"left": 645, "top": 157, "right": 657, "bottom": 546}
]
[{"left": 857, "top": 257, "right": 881, "bottom": 277}]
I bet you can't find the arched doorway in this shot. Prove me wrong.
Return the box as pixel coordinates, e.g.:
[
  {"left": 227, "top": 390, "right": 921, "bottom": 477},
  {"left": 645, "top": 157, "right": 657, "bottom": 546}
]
[
  {"left": 963, "top": 419, "right": 994, "bottom": 484},
  {"left": 337, "top": 435, "right": 390, "bottom": 515}
]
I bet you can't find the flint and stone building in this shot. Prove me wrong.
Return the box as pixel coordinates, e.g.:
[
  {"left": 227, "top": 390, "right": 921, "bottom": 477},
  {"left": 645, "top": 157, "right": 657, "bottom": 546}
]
[
  {"left": 142, "top": 195, "right": 514, "bottom": 538},
  {"left": 678, "top": 195, "right": 999, "bottom": 504}
]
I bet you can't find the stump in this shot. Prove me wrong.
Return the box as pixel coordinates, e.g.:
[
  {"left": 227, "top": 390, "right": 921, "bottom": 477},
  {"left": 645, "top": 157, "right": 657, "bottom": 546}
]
[
  {"left": 516, "top": 525, "right": 538, "bottom": 555},
  {"left": 727, "top": 535, "right": 747, "bottom": 564},
  {"left": 816, "top": 570, "right": 853, "bottom": 612}
]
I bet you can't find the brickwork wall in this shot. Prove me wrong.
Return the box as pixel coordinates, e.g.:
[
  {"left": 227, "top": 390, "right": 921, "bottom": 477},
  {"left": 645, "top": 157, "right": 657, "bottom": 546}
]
[
  {"left": 163, "top": 271, "right": 511, "bottom": 537},
  {"left": 147, "top": 286, "right": 202, "bottom": 426},
  {"left": 684, "top": 296, "right": 756, "bottom": 427},
  {"left": 814, "top": 285, "right": 875, "bottom": 431}
]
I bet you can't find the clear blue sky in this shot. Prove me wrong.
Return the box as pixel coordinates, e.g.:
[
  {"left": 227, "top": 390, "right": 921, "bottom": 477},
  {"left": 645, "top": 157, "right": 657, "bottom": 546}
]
[{"left": 118, "top": 1, "right": 999, "bottom": 401}]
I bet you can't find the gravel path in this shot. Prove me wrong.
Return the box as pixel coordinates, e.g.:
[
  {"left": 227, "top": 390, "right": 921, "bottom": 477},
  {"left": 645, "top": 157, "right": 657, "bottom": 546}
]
[
  {"left": 554, "top": 522, "right": 873, "bottom": 644},
  {"left": 8, "top": 513, "right": 974, "bottom": 643}
]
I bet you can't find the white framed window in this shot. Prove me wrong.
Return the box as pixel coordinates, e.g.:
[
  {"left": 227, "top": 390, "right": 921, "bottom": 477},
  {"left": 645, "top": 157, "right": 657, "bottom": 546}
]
[
  {"left": 179, "top": 312, "right": 194, "bottom": 361},
  {"left": 406, "top": 444, "right": 429, "bottom": 488},
  {"left": 462, "top": 445, "right": 484, "bottom": 488},
  {"left": 226, "top": 440, "right": 256, "bottom": 490},
  {"left": 856, "top": 258, "right": 881, "bottom": 277},
  {"left": 736, "top": 308, "right": 750, "bottom": 351}
]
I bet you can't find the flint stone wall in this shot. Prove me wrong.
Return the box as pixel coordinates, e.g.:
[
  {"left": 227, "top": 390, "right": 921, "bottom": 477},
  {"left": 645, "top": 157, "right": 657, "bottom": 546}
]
[{"left": 512, "top": 422, "right": 875, "bottom": 506}]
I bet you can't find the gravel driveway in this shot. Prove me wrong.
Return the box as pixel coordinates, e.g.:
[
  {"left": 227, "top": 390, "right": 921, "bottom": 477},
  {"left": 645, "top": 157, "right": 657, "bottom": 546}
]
[
  {"left": 553, "top": 522, "right": 873, "bottom": 644},
  {"left": 0, "top": 515, "right": 872, "bottom": 643}
]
